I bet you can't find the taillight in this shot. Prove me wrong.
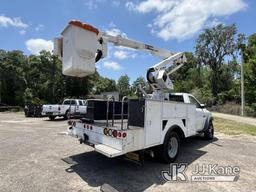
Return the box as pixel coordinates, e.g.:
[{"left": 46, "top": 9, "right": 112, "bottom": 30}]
[
  {"left": 103, "top": 128, "right": 108, "bottom": 135},
  {"left": 83, "top": 124, "right": 93, "bottom": 130},
  {"left": 108, "top": 129, "right": 113, "bottom": 136},
  {"left": 112, "top": 130, "right": 117, "bottom": 138},
  {"left": 103, "top": 129, "right": 125, "bottom": 138}
]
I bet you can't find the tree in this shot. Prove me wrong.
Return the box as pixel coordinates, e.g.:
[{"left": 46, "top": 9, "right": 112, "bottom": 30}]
[
  {"left": 131, "top": 76, "right": 151, "bottom": 97},
  {"left": 171, "top": 52, "right": 200, "bottom": 92},
  {"left": 195, "top": 24, "right": 237, "bottom": 98},
  {"left": 0, "top": 49, "right": 102, "bottom": 106},
  {"left": 91, "top": 72, "right": 117, "bottom": 94},
  {"left": 117, "top": 75, "right": 130, "bottom": 98},
  {"left": 0, "top": 50, "right": 27, "bottom": 105},
  {"left": 23, "top": 88, "right": 33, "bottom": 104},
  {"left": 243, "top": 33, "right": 256, "bottom": 106}
]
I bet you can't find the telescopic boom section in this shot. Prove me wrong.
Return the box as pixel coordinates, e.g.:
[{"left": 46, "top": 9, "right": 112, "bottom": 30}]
[{"left": 100, "top": 32, "right": 174, "bottom": 59}]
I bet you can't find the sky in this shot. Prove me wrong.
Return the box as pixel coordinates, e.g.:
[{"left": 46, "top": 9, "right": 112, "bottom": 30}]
[{"left": 0, "top": 0, "right": 255, "bottom": 82}]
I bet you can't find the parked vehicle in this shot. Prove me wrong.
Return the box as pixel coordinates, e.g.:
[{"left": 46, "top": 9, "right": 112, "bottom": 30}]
[
  {"left": 24, "top": 104, "right": 43, "bottom": 117},
  {"left": 0, "top": 103, "right": 9, "bottom": 112},
  {"left": 54, "top": 20, "right": 214, "bottom": 163},
  {"left": 68, "top": 93, "right": 213, "bottom": 163},
  {"left": 41, "top": 99, "right": 87, "bottom": 120}
]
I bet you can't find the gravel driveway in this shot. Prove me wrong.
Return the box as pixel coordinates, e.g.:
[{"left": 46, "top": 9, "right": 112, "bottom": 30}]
[{"left": 0, "top": 112, "right": 256, "bottom": 192}]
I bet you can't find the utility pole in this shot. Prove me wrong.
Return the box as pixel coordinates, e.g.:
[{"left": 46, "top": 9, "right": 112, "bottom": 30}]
[
  {"left": 241, "top": 57, "right": 245, "bottom": 116},
  {"left": 238, "top": 34, "right": 246, "bottom": 116}
]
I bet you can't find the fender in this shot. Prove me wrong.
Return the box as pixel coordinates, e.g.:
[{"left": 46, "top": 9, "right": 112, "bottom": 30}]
[
  {"left": 201, "top": 116, "right": 214, "bottom": 132},
  {"left": 162, "top": 125, "right": 185, "bottom": 144}
]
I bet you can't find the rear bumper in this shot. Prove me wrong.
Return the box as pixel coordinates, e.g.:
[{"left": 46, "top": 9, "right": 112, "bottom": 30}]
[
  {"left": 95, "top": 144, "right": 123, "bottom": 158},
  {"left": 67, "top": 125, "right": 125, "bottom": 158},
  {"left": 42, "top": 112, "right": 61, "bottom": 116}
]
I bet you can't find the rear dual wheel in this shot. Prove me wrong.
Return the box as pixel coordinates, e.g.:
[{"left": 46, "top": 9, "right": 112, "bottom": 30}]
[{"left": 158, "top": 131, "right": 180, "bottom": 163}]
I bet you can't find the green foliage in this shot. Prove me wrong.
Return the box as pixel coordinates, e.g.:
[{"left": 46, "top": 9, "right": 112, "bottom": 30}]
[
  {"left": 0, "top": 25, "right": 256, "bottom": 117},
  {"left": 191, "top": 87, "right": 213, "bottom": 105},
  {"left": 172, "top": 52, "right": 200, "bottom": 92},
  {"left": 131, "top": 76, "right": 151, "bottom": 97},
  {"left": 23, "top": 88, "right": 33, "bottom": 104},
  {"left": 243, "top": 33, "right": 256, "bottom": 105},
  {"left": 0, "top": 50, "right": 27, "bottom": 105},
  {"left": 92, "top": 72, "right": 117, "bottom": 94},
  {"left": 195, "top": 24, "right": 238, "bottom": 98},
  {"left": 117, "top": 75, "right": 130, "bottom": 98},
  {"left": 0, "top": 50, "right": 116, "bottom": 105}
]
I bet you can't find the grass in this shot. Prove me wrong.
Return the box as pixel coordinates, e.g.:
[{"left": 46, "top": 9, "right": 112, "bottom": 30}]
[{"left": 214, "top": 117, "right": 256, "bottom": 136}]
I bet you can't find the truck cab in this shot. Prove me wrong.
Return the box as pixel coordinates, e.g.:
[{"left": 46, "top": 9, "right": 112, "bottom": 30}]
[{"left": 169, "top": 93, "right": 212, "bottom": 133}]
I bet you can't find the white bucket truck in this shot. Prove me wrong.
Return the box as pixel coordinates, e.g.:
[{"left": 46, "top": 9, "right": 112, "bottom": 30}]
[{"left": 54, "top": 20, "right": 214, "bottom": 163}]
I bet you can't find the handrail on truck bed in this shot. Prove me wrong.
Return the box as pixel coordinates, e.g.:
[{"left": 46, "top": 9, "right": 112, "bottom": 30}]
[
  {"left": 121, "top": 96, "right": 128, "bottom": 130},
  {"left": 106, "top": 96, "right": 115, "bottom": 127}
]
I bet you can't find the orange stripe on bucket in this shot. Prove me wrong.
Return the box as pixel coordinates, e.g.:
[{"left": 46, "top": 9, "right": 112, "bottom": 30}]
[{"left": 69, "top": 20, "right": 99, "bottom": 35}]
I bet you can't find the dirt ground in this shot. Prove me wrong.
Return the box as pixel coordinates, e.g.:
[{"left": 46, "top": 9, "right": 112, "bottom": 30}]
[{"left": 0, "top": 112, "right": 256, "bottom": 192}]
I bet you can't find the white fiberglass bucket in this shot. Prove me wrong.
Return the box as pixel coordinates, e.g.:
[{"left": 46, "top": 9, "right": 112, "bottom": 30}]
[{"left": 61, "top": 21, "right": 98, "bottom": 77}]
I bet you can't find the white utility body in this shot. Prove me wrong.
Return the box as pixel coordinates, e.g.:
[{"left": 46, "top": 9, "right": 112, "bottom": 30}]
[
  {"left": 54, "top": 20, "right": 214, "bottom": 163},
  {"left": 42, "top": 99, "right": 87, "bottom": 120},
  {"left": 68, "top": 93, "right": 211, "bottom": 157}
]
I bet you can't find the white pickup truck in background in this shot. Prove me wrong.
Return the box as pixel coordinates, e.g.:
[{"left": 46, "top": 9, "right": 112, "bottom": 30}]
[{"left": 42, "top": 99, "right": 87, "bottom": 120}]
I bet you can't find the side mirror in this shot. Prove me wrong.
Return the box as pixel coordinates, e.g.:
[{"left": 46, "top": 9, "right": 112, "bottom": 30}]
[{"left": 200, "top": 104, "right": 206, "bottom": 108}]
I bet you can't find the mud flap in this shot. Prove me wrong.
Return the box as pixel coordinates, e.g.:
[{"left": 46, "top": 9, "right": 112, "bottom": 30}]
[{"left": 124, "top": 150, "right": 144, "bottom": 166}]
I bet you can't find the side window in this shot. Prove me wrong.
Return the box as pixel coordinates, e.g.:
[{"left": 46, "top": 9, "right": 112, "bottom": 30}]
[
  {"left": 70, "top": 100, "right": 76, "bottom": 105},
  {"left": 79, "top": 100, "right": 83, "bottom": 106},
  {"left": 169, "top": 95, "right": 184, "bottom": 102},
  {"left": 63, "top": 100, "right": 70, "bottom": 105},
  {"left": 188, "top": 96, "right": 201, "bottom": 108}
]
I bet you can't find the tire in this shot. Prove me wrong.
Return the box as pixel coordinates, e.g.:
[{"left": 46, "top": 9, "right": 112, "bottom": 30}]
[
  {"left": 160, "top": 131, "right": 180, "bottom": 163},
  {"left": 49, "top": 116, "right": 56, "bottom": 120},
  {"left": 64, "top": 110, "right": 70, "bottom": 120},
  {"left": 204, "top": 121, "right": 214, "bottom": 140}
]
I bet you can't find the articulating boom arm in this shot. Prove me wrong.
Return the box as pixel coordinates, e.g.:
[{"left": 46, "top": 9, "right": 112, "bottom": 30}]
[{"left": 97, "top": 32, "right": 187, "bottom": 92}]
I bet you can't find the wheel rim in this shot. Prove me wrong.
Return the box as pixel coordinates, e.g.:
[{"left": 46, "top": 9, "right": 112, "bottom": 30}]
[{"left": 168, "top": 137, "right": 178, "bottom": 158}]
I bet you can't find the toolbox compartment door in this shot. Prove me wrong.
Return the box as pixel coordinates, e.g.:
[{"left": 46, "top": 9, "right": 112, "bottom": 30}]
[{"left": 145, "top": 100, "right": 161, "bottom": 147}]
